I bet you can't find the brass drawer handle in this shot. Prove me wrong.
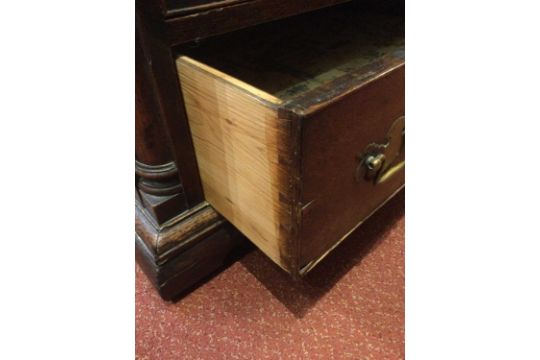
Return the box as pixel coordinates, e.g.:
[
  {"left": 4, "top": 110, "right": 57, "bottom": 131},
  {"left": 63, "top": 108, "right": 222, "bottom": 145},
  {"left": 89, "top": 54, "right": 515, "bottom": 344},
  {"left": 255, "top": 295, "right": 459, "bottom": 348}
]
[{"left": 356, "top": 116, "right": 405, "bottom": 185}]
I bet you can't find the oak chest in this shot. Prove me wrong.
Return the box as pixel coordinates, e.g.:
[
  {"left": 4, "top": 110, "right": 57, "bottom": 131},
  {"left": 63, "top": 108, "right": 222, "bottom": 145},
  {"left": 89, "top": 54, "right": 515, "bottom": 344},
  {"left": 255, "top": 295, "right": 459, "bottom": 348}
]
[{"left": 177, "top": 8, "right": 404, "bottom": 276}]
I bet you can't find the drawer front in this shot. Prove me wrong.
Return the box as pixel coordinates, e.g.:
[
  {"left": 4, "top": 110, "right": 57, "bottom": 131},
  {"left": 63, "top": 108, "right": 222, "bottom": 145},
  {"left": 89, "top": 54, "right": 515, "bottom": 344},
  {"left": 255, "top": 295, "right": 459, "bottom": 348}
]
[{"left": 299, "top": 64, "right": 405, "bottom": 270}]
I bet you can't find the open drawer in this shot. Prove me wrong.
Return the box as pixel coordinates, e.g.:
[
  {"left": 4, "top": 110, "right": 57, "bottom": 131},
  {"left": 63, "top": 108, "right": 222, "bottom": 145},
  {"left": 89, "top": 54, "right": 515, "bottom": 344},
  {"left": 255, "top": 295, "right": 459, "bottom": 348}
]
[{"left": 176, "top": 6, "right": 404, "bottom": 276}]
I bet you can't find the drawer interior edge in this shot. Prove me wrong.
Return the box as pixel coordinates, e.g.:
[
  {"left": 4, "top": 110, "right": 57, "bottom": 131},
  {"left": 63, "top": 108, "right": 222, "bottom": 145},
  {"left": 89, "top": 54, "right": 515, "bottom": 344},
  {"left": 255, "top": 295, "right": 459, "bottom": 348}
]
[
  {"left": 176, "top": 6, "right": 404, "bottom": 106},
  {"left": 177, "top": 56, "right": 283, "bottom": 107}
]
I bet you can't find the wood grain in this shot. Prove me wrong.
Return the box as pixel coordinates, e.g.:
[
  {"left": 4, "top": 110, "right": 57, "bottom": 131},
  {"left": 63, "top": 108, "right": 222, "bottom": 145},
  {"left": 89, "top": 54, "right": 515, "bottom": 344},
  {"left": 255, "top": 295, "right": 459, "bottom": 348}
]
[{"left": 177, "top": 56, "right": 298, "bottom": 270}]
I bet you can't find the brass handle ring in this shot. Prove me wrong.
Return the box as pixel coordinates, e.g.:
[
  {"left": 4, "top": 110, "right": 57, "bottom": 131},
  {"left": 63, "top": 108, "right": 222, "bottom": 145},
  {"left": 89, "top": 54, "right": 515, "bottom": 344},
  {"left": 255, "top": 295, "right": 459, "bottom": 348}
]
[{"left": 356, "top": 116, "right": 405, "bottom": 185}]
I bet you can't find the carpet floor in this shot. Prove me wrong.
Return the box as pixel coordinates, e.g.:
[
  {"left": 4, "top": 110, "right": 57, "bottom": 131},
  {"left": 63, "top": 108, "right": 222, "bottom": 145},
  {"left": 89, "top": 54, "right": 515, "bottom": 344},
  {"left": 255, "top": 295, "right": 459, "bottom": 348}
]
[{"left": 136, "top": 191, "right": 404, "bottom": 360}]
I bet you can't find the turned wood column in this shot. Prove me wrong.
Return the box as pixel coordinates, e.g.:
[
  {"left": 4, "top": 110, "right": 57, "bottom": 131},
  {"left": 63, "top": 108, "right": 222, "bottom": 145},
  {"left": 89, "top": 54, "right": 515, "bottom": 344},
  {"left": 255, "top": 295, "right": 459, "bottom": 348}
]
[
  {"left": 135, "top": 9, "right": 205, "bottom": 209},
  {"left": 136, "top": 29, "right": 187, "bottom": 224}
]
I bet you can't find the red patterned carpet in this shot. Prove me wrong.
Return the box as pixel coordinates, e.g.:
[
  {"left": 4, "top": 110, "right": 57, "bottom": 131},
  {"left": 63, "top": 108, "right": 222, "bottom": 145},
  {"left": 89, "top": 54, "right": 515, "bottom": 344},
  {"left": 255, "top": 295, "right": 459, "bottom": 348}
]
[{"left": 136, "top": 191, "right": 404, "bottom": 360}]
